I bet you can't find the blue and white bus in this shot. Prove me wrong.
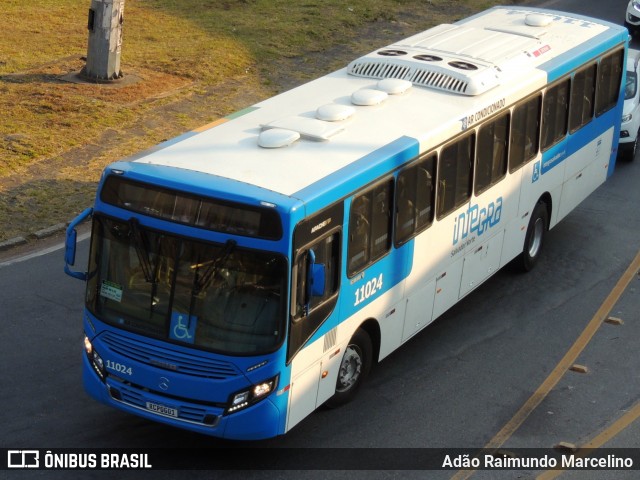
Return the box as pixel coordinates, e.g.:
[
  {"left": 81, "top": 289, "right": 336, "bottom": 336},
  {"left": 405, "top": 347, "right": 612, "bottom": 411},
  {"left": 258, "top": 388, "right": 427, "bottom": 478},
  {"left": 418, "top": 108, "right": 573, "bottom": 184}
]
[{"left": 65, "top": 6, "right": 628, "bottom": 440}]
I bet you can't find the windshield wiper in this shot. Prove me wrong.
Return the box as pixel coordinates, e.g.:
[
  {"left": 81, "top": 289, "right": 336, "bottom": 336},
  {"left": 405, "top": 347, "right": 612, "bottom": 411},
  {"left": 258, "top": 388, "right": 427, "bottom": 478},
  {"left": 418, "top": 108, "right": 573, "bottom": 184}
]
[
  {"left": 128, "top": 218, "right": 154, "bottom": 283},
  {"left": 187, "top": 239, "right": 237, "bottom": 326},
  {"left": 193, "top": 239, "right": 237, "bottom": 294}
]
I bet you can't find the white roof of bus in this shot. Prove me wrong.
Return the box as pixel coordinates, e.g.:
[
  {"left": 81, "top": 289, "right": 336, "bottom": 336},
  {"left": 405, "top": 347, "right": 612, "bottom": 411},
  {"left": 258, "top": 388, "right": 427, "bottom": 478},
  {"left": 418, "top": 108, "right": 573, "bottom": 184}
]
[{"left": 134, "top": 7, "right": 617, "bottom": 197}]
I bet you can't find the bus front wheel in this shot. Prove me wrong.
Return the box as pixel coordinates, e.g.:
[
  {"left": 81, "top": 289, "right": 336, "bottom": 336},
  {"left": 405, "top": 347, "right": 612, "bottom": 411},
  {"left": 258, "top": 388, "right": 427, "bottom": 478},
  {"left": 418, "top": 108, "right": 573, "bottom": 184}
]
[
  {"left": 324, "top": 328, "right": 372, "bottom": 409},
  {"left": 520, "top": 201, "right": 549, "bottom": 272}
]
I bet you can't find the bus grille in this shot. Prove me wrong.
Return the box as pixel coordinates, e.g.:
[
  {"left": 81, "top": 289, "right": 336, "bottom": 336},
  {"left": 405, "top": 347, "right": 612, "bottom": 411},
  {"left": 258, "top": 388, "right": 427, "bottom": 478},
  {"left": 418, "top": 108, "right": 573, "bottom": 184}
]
[
  {"left": 347, "top": 60, "right": 470, "bottom": 95},
  {"left": 109, "top": 382, "right": 220, "bottom": 427},
  {"left": 101, "top": 332, "right": 241, "bottom": 379},
  {"left": 348, "top": 60, "right": 411, "bottom": 80},
  {"left": 409, "top": 68, "right": 468, "bottom": 94}
]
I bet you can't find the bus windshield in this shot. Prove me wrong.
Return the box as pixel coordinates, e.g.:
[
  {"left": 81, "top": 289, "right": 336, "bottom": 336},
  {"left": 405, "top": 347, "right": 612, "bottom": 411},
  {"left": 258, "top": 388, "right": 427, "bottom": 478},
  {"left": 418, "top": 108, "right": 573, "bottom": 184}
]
[{"left": 86, "top": 215, "right": 286, "bottom": 355}]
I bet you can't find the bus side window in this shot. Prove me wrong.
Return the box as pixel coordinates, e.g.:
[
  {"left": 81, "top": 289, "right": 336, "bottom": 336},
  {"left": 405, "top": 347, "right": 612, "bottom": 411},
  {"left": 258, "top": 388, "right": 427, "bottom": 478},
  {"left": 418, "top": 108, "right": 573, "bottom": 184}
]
[
  {"left": 415, "top": 156, "right": 436, "bottom": 230},
  {"left": 541, "top": 78, "right": 570, "bottom": 151},
  {"left": 395, "top": 168, "right": 416, "bottom": 245},
  {"left": 509, "top": 94, "right": 541, "bottom": 172},
  {"left": 595, "top": 49, "right": 624, "bottom": 116},
  {"left": 348, "top": 195, "right": 370, "bottom": 273},
  {"left": 293, "top": 233, "right": 340, "bottom": 319},
  {"left": 371, "top": 181, "right": 392, "bottom": 259},
  {"left": 569, "top": 63, "right": 596, "bottom": 133},
  {"left": 437, "top": 133, "right": 475, "bottom": 219},
  {"left": 475, "top": 113, "right": 509, "bottom": 195},
  {"left": 347, "top": 179, "right": 393, "bottom": 276},
  {"left": 395, "top": 153, "right": 436, "bottom": 246}
]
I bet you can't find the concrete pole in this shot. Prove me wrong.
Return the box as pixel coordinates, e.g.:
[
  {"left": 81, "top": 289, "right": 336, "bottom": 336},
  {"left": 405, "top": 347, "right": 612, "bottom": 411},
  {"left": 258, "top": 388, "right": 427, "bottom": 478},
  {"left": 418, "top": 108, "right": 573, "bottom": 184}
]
[{"left": 82, "top": 0, "right": 125, "bottom": 81}]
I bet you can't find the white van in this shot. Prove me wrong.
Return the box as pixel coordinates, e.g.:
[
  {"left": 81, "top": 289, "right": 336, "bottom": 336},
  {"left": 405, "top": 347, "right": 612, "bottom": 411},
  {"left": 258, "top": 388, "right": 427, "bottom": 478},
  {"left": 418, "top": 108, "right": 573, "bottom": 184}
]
[
  {"left": 620, "top": 48, "right": 640, "bottom": 160},
  {"left": 626, "top": 1, "right": 640, "bottom": 34}
]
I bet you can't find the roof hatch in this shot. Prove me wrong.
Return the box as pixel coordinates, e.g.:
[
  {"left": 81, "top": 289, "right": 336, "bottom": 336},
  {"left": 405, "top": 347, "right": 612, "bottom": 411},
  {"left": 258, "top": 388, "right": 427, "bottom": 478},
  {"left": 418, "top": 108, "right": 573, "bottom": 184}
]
[{"left": 262, "top": 116, "right": 344, "bottom": 141}]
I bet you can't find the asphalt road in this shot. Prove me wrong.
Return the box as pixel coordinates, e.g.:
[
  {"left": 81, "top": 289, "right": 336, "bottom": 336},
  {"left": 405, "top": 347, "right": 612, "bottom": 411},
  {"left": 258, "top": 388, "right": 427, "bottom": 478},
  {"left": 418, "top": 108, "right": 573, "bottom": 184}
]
[{"left": 2, "top": 1, "right": 640, "bottom": 479}]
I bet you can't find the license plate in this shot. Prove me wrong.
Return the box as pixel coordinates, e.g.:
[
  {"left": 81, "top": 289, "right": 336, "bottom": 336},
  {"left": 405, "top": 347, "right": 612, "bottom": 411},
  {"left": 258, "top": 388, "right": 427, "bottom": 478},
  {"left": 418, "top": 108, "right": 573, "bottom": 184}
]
[{"left": 146, "top": 402, "right": 178, "bottom": 418}]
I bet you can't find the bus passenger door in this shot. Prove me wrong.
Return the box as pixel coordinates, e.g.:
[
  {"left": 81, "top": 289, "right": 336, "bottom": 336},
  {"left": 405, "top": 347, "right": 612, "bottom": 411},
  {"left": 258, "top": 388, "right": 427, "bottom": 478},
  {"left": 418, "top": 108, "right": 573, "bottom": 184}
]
[
  {"left": 431, "top": 130, "right": 475, "bottom": 319},
  {"left": 558, "top": 129, "right": 613, "bottom": 221},
  {"left": 286, "top": 204, "right": 342, "bottom": 431}
]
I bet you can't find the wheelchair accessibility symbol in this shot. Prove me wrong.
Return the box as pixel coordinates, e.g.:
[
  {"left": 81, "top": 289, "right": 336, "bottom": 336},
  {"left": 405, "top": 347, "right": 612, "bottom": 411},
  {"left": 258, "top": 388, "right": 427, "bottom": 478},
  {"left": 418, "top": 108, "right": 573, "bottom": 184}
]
[
  {"left": 170, "top": 312, "right": 197, "bottom": 343},
  {"left": 532, "top": 161, "right": 541, "bottom": 183}
]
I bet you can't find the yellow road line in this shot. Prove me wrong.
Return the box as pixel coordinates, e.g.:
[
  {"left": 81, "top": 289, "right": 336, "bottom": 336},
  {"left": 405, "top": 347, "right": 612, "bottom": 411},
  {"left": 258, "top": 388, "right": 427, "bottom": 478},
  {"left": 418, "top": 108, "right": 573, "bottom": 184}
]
[
  {"left": 451, "top": 248, "right": 640, "bottom": 480},
  {"left": 537, "top": 400, "right": 640, "bottom": 480}
]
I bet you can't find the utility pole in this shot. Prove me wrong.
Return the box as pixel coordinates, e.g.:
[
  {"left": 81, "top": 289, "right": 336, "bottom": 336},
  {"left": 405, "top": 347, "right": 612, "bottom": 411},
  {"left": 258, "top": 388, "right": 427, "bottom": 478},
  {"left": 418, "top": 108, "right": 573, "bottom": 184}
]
[{"left": 82, "top": 0, "right": 125, "bottom": 81}]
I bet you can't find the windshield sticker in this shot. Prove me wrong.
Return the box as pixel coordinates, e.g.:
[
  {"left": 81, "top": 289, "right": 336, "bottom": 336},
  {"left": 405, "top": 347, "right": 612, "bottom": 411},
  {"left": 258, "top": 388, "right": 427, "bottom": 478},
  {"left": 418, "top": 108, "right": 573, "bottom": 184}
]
[
  {"left": 100, "top": 280, "right": 123, "bottom": 303},
  {"left": 170, "top": 312, "right": 197, "bottom": 344}
]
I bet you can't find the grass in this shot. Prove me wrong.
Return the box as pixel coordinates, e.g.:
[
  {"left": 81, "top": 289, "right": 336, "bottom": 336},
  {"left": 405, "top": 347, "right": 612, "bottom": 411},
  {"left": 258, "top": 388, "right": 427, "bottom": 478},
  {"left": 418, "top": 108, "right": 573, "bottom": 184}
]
[{"left": 0, "top": 0, "right": 512, "bottom": 242}]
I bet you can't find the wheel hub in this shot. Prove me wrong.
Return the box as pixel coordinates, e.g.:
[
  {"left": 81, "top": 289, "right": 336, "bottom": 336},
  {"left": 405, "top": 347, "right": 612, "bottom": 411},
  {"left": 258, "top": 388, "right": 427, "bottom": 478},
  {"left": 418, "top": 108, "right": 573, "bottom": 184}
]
[
  {"left": 528, "top": 217, "right": 544, "bottom": 258},
  {"left": 336, "top": 345, "right": 362, "bottom": 392}
]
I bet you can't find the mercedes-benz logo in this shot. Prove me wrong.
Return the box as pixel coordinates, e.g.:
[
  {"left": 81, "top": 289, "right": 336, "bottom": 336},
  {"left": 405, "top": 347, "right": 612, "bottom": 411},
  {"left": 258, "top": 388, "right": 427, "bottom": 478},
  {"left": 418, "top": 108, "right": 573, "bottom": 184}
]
[{"left": 159, "top": 377, "right": 170, "bottom": 391}]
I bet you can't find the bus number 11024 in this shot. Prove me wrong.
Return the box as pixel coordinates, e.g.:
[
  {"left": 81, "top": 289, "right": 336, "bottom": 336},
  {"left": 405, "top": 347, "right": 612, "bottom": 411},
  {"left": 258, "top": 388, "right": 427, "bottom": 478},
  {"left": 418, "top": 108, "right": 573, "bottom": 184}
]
[{"left": 354, "top": 274, "right": 384, "bottom": 307}]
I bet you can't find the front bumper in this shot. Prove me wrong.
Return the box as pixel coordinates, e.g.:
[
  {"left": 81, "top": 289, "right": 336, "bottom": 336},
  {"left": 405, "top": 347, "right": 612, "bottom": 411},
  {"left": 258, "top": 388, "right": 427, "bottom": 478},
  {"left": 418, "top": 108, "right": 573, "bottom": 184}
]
[{"left": 83, "top": 353, "right": 283, "bottom": 440}]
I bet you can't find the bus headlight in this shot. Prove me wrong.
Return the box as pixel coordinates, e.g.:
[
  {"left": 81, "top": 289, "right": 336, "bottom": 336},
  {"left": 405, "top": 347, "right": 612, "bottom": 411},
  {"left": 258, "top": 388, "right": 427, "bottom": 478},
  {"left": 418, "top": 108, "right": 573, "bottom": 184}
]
[
  {"left": 84, "top": 336, "right": 106, "bottom": 380},
  {"left": 225, "top": 375, "right": 278, "bottom": 415}
]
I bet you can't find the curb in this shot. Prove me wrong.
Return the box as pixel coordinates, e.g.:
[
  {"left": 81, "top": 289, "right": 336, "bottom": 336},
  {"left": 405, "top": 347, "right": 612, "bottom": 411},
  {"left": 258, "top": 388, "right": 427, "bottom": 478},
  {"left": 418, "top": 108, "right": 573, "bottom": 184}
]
[
  {"left": 33, "top": 223, "right": 68, "bottom": 240},
  {"left": 0, "top": 222, "right": 68, "bottom": 252},
  {"left": 0, "top": 236, "right": 29, "bottom": 252}
]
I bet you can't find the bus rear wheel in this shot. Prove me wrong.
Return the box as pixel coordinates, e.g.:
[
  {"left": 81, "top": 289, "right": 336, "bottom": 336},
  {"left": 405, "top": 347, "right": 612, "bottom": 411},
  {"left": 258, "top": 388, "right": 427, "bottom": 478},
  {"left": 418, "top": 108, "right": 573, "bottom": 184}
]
[
  {"left": 520, "top": 201, "right": 549, "bottom": 272},
  {"left": 324, "top": 328, "right": 372, "bottom": 409}
]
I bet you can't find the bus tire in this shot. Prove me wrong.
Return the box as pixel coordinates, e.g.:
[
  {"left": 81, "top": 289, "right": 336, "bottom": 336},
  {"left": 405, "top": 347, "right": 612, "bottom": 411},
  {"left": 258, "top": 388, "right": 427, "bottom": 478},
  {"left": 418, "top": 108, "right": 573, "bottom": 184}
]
[
  {"left": 324, "top": 328, "right": 372, "bottom": 409},
  {"left": 520, "top": 201, "right": 548, "bottom": 272}
]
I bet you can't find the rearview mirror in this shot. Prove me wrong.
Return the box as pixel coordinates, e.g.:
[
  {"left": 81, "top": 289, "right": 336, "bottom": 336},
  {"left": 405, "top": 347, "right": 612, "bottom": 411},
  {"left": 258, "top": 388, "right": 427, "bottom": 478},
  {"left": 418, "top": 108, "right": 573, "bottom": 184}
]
[
  {"left": 310, "top": 262, "right": 326, "bottom": 297},
  {"left": 306, "top": 249, "right": 326, "bottom": 300},
  {"left": 65, "top": 228, "right": 77, "bottom": 266},
  {"left": 64, "top": 207, "right": 93, "bottom": 280}
]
